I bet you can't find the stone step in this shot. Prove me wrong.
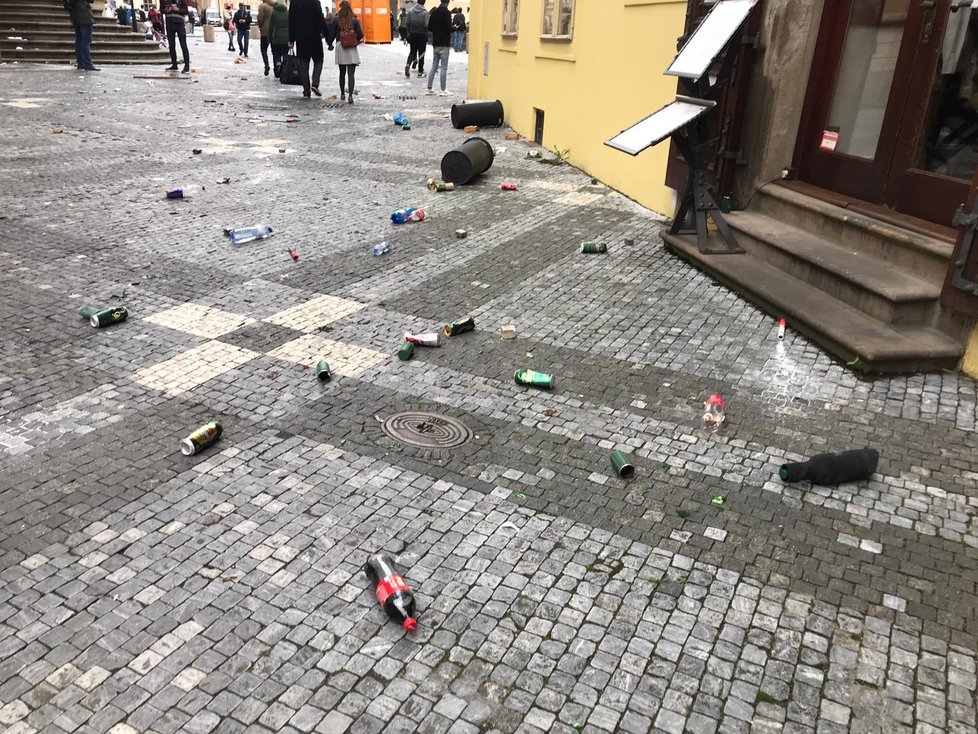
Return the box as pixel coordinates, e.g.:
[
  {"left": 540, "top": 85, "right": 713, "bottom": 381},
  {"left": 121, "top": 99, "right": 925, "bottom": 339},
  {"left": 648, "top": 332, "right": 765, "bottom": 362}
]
[
  {"left": 0, "top": 21, "right": 143, "bottom": 34},
  {"left": 1, "top": 47, "right": 169, "bottom": 61},
  {"left": 663, "top": 231, "right": 963, "bottom": 373},
  {"left": 753, "top": 183, "right": 953, "bottom": 282},
  {"left": 725, "top": 211, "right": 941, "bottom": 327},
  {"left": 0, "top": 36, "right": 164, "bottom": 49},
  {"left": 0, "top": 29, "right": 146, "bottom": 39}
]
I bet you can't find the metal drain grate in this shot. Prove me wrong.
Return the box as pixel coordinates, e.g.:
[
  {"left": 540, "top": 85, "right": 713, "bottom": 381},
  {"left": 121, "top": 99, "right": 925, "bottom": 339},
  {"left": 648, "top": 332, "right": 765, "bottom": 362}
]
[{"left": 381, "top": 412, "right": 473, "bottom": 449}]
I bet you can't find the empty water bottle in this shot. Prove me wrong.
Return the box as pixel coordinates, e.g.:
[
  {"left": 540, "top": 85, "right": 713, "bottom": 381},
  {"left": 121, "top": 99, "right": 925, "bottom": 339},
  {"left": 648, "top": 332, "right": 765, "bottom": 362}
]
[
  {"left": 391, "top": 207, "right": 417, "bottom": 224},
  {"left": 372, "top": 241, "right": 390, "bottom": 256},
  {"left": 392, "top": 112, "right": 408, "bottom": 126},
  {"left": 165, "top": 184, "right": 203, "bottom": 199},
  {"left": 227, "top": 224, "right": 274, "bottom": 245}
]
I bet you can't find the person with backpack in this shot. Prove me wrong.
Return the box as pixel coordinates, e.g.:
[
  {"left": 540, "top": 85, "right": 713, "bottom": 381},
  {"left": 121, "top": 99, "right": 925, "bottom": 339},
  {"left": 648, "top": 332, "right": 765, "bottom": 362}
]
[
  {"left": 328, "top": 0, "right": 362, "bottom": 104},
  {"left": 233, "top": 2, "right": 251, "bottom": 57},
  {"left": 223, "top": 3, "right": 235, "bottom": 50},
  {"left": 266, "top": 0, "right": 288, "bottom": 77},
  {"left": 163, "top": 0, "right": 191, "bottom": 72},
  {"left": 66, "top": 0, "right": 98, "bottom": 70},
  {"left": 288, "top": 0, "right": 332, "bottom": 98},
  {"left": 451, "top": 7, "right": 465, "bottom": 52},
  {"left": 426, "top": 0, "right": 451, "bottom": 95},
  {"left": 403, "top": 0, "right": 428, "bottom": 79}
]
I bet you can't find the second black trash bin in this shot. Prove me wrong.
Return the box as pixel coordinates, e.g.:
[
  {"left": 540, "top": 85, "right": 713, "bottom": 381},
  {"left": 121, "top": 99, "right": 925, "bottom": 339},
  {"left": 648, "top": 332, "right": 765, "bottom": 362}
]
[
  {"left": 451, "top": 99, "right": 505, "bottom": 129},
  {"left": 441, "top": 137, "right": 495, "bottom": 185}
]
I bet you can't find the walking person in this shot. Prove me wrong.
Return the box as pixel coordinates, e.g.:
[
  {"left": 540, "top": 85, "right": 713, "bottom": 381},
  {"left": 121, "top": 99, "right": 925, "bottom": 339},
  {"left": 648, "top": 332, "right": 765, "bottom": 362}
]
[
  {"left": 288, "top": 0, "right": 331, "bottom": 98},
  {"left": 257, "top": 0, "right": 274, "bottom": 75},
  {"left": 163, "top": 0, "right": 191, "bottom": 73},
  {"left": 266, "top": 0, "right": 288, "bottom": 77},
  {"left": 233, "top": 2, "right": 251, "bottom": 57},
  {"left": 397, "top": 8, "right": 407, "bottom": 44},
  {"left": 223, "top": 3, "right": 235, "bottom": 50},
  {"left": 403, "top": 0, "right": 427, "bottom": 78},
  {"left": 426, "top": 0, "right": 451, "bottom": 95},
  {"left": 66, "top": 0, "right": 98, "bottom": 70},
  {"left": 328, "top": 0, "right": 362, "bottom": 104}
]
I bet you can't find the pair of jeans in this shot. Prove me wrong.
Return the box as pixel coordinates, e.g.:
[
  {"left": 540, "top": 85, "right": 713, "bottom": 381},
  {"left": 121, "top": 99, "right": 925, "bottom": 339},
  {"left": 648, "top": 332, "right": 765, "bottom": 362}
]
[
  {"left": 452, "top": 31, "right": 464, "bottom": 52},
  {"left": 226, "top": 29, "right": 234, "bottom": 49},
  {"left": 271, "top": 43, "right": 286, "bottom": 75},
  {"left": 74, "top": 23, "right": 93, "bottom": 67},
  {"left": 299, "top": 54, "right": 323, "bottom": 94},
  {"left": 166, "top": 17, "right": 189, "bottom": 68},
  {"left": 237, "top": 28, "right": 249, "bottom": 55},
  {"left": 407, "top": 33, "right": 426, "bottom": 74},
  {"left": 427, "top": 46, "right": 449, "bottom": 91},
  {"left": 260, "top": 36, "right": 270, "bottom": 70}
]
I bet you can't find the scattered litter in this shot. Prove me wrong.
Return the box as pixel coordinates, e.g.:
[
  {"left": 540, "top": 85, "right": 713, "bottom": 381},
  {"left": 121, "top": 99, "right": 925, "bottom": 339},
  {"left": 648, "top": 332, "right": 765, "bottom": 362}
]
[
  {"left": 711, "top": 495, "right": 725, "bottom": 506},
  {"left": 372, "top": 241, "right": 391, "bottom": 256},
  {"left": 443, "top": 316, "right": 475, "bottom": 336},
  {"left": 234, "top": 57, "right": 245, "bottom": 64},
  {"left": 278, "top": 148, "right": 286, "bottom": 153},
  {"left": 581, "top": 242, "right": 608, "bottom": 254},
  {"left": 289, "top": 248, "right": 299, "bottom": 262},
  {"left": 165, "top": 184, "right": 203, "bottom": 199},
  {"left": 89, "top": 307, "right": 128, "bottom": 328},
  {"left": 777, "top": 317, "right": 786, "bottom": 341},
  {"left": 499, "top": 521, "right": 519, "bottom": 534},
  {"left": 398, "top": 342, "right": 415, "bottom": 361},
  {"left": 328, "top": 94, "right": 338, "bottom": 100},
  {"left": 463, "top": 124, "right": 479, "bottom": 133},
  {"left": 505, "top": 131, "right": 519, "bottom": 140},
  {"left": 248, "top": 115, "right": 300, "bottom": 123},
  {"left": 702, "top": 393, "right": 725, "bottom": 430},
  {"left": 527, "top": 150, "right": 542, "bottom": 159},
  {"left": 610, "top": 451, "right": 635, "bottom": 479},
  {"left": 226, "top": 224, "right": 273, "bottom": 245},
  {"left": 590, "top": 178, "right": 599, "bottom": 185},
  {"left": 779, "top": 449, "right": 879, "bottom": 485},
  {"left": 500, "top": 180, "right": 518, "bottom": 191},
  {"left": 181, "top": 421, "right": 222, "bottom": 456},
  {"left": 364, "top": 553, "right": 418, "bottom": 633},
  {"left": 133, "top": 75, "right": 194, "bottom": 80},
  {"left": 78, "top": 305, "right": 98, "bottom": 319},
  {"left": 515, "top": 492, "right": 527, "bottom": 500},
  {"left": 514, "top": 369, "right": 554, "bottom": 389},
  {"left": 217, "top": 177, "right": 231, "bottom": 184},
  {"left": 455, "top": 229, "right": 468, "bottom": 239},
  {"left": 405, "top": 332, "right": 441, "bottom": 347},
  {"left": 372, "top": 92, "right": 383, "bottom": 99},
  {"left": 192, "top": 148, "right": 203, "bottom": 154},
  {"left": 51, "top": 127, "right": 63, "bottom": 134},
  {"left": 391, "top": 206, "right": 427, "bottom": 224},
  {"left": 392, "top": 112, "right": 409, "bottom": 126},
  {"left": 427, "top": 178, "right": 455, "bottom": 192},
  {"left": 500, "top": 325, "right": 516, "bottom": 340},
  {"left": 677, "top": 509, "right": 690, "bottom": 518},
  {"left": 315, "top": 361, "right": 332, "bottom": 382}
]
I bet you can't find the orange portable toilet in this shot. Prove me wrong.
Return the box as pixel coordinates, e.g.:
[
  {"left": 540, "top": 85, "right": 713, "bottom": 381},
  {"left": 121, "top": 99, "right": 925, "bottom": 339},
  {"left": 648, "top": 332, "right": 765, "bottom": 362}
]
[{"left": 363, "top": 0, "right": 391, "bottom": 43}]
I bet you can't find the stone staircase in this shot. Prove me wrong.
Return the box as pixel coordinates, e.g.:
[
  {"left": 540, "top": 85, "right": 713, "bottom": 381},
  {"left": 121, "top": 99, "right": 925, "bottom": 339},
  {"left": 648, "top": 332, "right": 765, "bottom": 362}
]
[
  {"left": 664, "top": 183, "right": 969, "bottom": 373},
  {"left": 0, "top": 0, "right": 170, "bottom": 64}
]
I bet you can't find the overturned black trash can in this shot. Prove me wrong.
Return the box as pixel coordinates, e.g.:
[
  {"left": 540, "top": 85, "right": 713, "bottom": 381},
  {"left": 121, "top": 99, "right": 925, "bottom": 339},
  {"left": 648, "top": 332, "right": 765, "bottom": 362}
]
[
  {"left": 451, "top": 100, "right": 505, "bottom": 130},
  {"left": 441, "top": 137, "right": 495, "bottom": 185}
]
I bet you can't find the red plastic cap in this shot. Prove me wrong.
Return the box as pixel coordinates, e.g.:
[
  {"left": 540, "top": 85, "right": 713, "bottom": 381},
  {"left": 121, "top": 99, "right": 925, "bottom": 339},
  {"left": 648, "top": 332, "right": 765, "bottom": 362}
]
[
  {"left": 705, "top": 393, "right": 725, "bottom": 409},
  {"left": 403, "top": 617, "right": 418, "bottom": 633}
]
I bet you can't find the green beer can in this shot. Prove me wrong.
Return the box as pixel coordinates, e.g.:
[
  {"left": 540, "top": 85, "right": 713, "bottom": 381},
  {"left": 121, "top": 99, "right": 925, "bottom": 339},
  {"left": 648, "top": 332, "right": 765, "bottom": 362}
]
[
  {"left": 315, "top": 361, "right": 332, "bottom": 382},
  {"left": 181, "top": 421, "right": 223, "bottom": 456},
  {"left": 444, "top": 316, "right": 475, "bottom": 337},
  {"left": 581, "top": 242, "right": 608, "bottom": 254},
  {"left": 514, "top": 369, "right": 554, "bottom": 389},
  {"left": 79, "top": 305, "right": 99, "bottom": 319},
  {"left": 398, "top": 342, "right": 415, "bottom": 361},
  {"left": 610, "top": 451, "right": 635, "bottom": 479},
  {"left": 90, "top": 307, "right": 129, "bottom": 328}
]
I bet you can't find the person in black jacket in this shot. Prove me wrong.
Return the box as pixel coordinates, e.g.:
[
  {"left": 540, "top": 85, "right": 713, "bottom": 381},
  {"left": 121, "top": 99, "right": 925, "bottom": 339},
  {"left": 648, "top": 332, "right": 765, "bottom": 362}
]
[
  {"left": 163, "top": 0, "right": 191, "bottom": 72},
  {"left": 426, "top": 0, "right": 452, "bottom": 95},
  {"left": 233, "top": 2, "right": 251, "bottom": 57},
  {"left": 67, "top": 0, "right": 98, "bottom": 70},
  {"left": 288, "top": 0, "right": 333, "bottom": 98},
  {"left": 403, "top": 0, "right": 427, "bottom": 78}
]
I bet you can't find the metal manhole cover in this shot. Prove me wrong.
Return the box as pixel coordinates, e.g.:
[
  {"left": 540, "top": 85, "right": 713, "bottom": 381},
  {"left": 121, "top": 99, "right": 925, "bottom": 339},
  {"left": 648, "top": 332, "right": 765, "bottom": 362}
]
[{"left": 381, "top": 412, "right": 473, "bottom": 449}]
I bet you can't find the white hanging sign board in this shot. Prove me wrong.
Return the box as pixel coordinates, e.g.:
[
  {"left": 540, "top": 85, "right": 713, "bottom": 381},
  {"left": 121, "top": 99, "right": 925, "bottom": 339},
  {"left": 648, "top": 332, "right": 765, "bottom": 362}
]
[
  {"left": 665, "top": 0, "right": 759, "bottom": 80},
  {"left": 605, "top": 98, "right": 715, "bottom": 156}
]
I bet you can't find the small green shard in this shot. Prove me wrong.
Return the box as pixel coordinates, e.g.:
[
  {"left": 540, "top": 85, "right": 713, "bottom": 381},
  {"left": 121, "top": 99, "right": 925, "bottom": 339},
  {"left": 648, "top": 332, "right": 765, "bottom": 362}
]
[
  {"left": 677, "top": 509, "right": 689, "bottom": 518},
  {"left": 515, "top": 492, "right": 526, "bottom": 500},
  {"left": 711, "top": 495, "right": 725, "bottom": 506}
]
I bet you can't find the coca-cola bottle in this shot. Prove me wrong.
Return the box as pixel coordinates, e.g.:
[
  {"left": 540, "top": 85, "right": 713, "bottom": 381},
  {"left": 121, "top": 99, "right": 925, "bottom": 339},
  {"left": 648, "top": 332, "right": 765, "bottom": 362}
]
[{"left": 364, "top": 554, "right": 418, "bottom": 633}]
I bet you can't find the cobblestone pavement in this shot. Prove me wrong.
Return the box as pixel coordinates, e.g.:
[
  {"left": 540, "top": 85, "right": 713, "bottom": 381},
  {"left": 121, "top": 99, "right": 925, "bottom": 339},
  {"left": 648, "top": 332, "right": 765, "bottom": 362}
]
[{"left": 1, "top": 37, "right": 977, "bottom": 734}]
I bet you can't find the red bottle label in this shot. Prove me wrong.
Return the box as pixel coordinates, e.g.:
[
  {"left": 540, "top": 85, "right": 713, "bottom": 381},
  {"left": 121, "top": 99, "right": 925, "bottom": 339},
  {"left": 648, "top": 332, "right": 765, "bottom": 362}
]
[{"left": 375, "top": 574, "right": 409, "bottom": 606}]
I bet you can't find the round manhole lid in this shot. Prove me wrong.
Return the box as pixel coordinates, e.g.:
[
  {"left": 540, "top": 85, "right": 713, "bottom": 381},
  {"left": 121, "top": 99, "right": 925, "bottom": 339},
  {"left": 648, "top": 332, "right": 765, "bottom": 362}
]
[{"left": 381, "top": 412, "right": 473, "bottom": 449}]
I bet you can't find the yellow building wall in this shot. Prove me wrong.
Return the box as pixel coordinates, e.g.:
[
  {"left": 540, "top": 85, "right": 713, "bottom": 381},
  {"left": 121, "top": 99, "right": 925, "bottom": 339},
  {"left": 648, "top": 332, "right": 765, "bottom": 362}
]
[
  {"left": 962, "top": 326, "right": 978, "bottom": 378},
  {"left": 468, "top": 0, "right": 687, "bottom": 217}
]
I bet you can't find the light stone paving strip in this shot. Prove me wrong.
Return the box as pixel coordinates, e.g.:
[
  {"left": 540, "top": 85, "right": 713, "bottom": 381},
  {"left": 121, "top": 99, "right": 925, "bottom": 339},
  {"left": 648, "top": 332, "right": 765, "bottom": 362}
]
[
  {"left": 130, "top": 341, "right": 260, "bottom": 396},
  {"left": 142, "top": 303, "right": 256, "bottom": 339}
]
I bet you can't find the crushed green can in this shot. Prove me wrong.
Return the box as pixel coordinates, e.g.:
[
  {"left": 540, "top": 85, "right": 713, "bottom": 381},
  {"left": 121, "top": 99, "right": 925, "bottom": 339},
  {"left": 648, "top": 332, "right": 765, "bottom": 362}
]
[
  {"left": 79, "top": 305, "right": 98, "bottom": 319},
  {"left": 398, "top": 342, "right": 415, "bottom": 361},
  {"left": 181, "top": 421, "right": 222, "bottom": 456},
  {"left": 315, "top": 361, "right": 332, "bottom": 382},
  {"left": 90, "top": 307, "right": 128, "bottom": 328},
  {"left": 514, "top": 369, "right": 554, "bottom": 389},
  {"left": 443, "top": 316, "right": 475, "bottom": 337},
  {"left": 581, "top": 242, "right": 608, "bottom": 254},
  {"left": 610, "top": 451, "right": 635, "bottom": 479}
]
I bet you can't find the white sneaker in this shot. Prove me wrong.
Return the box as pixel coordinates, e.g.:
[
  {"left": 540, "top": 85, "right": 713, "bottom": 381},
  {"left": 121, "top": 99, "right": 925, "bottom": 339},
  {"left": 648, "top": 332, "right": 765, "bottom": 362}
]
[
  {"left": 438, "top": 90, "right": 450, "bottom": 97},
  {"left": 426, "top": 88, "right": 435, "bottom": 95}
]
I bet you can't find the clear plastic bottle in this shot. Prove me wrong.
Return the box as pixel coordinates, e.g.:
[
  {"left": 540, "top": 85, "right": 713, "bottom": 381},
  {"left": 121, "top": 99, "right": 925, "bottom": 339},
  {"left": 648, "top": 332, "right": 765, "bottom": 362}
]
[
  {"left": 372, "top": 241, "right": 391, "bottom": 256},
  {"left": 702, "top": 393, "right": 725, "bottom": 430},
  {"left": 227, "top": 224, "right": 273, "bottom": 245},
  {"left": 165, "top": 184, "right": 204, "bottom": 199}
]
